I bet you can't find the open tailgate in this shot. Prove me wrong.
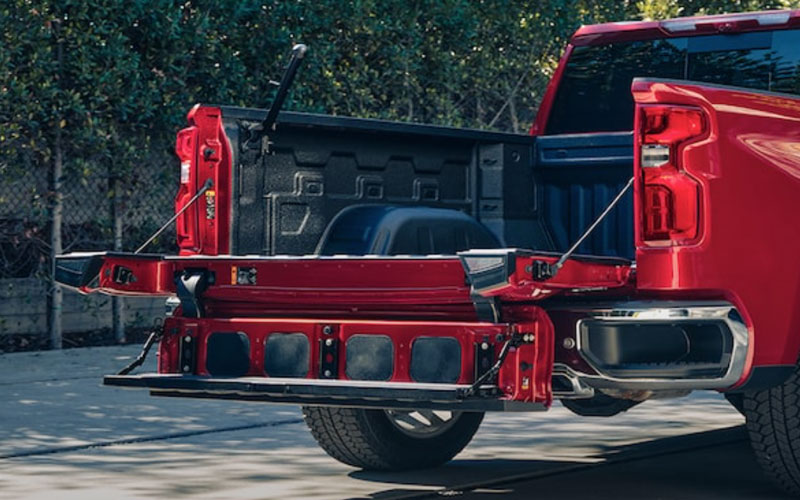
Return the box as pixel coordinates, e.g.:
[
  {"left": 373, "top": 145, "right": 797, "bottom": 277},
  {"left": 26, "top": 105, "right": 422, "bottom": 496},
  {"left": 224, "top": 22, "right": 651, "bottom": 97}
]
[
  {"left": 55, "top": 250, "right": 632, "bottom": 308},
  {"left": 56, "top": 250, "right": 631, "bottom": 411}
]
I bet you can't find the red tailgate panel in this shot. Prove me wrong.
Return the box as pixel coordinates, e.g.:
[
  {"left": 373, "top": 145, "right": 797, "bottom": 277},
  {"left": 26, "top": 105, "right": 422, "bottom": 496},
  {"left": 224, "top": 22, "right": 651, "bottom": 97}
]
[{"left": 159, "top": 314, "right": 554, "bottom": 406}]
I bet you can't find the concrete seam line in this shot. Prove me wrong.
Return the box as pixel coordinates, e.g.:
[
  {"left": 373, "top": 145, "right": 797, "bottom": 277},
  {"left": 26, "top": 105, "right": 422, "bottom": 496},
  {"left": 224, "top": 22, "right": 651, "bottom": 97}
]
[{"left": 0, "top": 418, "right": 303, "bottom": 460}]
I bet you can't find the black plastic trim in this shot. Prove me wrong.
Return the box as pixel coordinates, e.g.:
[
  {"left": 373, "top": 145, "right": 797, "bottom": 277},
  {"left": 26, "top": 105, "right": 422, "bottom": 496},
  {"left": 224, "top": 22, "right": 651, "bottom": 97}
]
[
  {"left": 264, "top": 333, "right": 310, "bottom": 378},
  {"left": 103, "top": 374, "right": 543, "bottom": 412},
  {"left": 175, "top": 270, "right": 210, "bottom": 318},
  {"left": 54, "top": 254, "right": 105, "bottom": 288},
  {"left": 219, "top": 108, "right": 536, "bottom": 145},
  {"left": 579, "top": 319, "right": 733, "bottom": 379},
  {"left": 206, "top": 332, "right": 250, "bottom": 377},
  {"left": 345, "top": 335, "right": 394, "bottom": 381},
  {"left": 410, "top": 337, "right": 462, "bottom": 383},
  {"left": 728, "top": 365, "right": 796, "bottom": 393}
]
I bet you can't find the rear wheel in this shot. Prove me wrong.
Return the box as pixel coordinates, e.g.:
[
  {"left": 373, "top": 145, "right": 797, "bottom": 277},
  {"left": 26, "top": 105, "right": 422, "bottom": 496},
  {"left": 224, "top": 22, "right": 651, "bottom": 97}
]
[
  {"left": 302, "top": 406, "right": 484, "bottom": 470},
  {"left": 743, "top": 364, "right": 800, "bottom": 496}
]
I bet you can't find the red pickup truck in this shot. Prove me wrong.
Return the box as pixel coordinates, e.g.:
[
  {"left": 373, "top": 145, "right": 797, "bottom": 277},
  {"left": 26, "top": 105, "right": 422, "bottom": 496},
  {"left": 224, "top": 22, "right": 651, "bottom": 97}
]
[{"left": 57, "top": 9, "right": 800, "bottom": 495}]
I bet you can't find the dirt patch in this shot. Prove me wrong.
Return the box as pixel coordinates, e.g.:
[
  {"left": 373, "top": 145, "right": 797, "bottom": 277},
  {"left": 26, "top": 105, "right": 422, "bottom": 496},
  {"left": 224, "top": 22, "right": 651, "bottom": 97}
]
[{"left": 0, "top": 327, "right": 154, "bottom": 354}]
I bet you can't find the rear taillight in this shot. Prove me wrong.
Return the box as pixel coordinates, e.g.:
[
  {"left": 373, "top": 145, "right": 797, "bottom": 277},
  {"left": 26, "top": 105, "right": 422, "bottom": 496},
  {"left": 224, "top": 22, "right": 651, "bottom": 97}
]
[
  {"left": 175, "top": 127, "right": 197, "bottom": 184},
  {"left": 638, "top": 105, "right": 707, "bottom": 245}
]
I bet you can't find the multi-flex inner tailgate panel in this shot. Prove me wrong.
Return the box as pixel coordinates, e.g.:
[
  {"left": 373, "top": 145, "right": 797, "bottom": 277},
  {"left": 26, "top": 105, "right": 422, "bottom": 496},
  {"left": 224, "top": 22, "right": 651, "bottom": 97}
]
[
  {"left": 138, "top": 316, "right": 553, "bottom": 407},
  {"left": 109, "top": 314, "right": 554, "bottom": 410}
]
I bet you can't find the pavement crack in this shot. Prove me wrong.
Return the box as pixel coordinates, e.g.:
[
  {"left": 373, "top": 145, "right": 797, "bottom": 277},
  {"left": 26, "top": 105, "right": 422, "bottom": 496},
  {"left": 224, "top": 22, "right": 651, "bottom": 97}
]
[{"left": 1, "top": 418, "right": 303, "bottom": 460}]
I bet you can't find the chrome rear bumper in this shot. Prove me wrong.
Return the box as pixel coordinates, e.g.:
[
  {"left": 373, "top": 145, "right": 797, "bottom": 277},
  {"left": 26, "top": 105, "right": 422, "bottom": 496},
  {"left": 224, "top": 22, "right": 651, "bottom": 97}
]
[{"left": 555, "top": 301, "right": 749, "bottom": 393}]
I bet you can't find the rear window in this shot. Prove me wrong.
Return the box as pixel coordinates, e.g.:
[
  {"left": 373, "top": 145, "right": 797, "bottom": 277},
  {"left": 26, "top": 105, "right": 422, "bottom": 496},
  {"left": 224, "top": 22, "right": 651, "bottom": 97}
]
[{"left": 545, "top": 29, "right": 800, "bottom": 135}]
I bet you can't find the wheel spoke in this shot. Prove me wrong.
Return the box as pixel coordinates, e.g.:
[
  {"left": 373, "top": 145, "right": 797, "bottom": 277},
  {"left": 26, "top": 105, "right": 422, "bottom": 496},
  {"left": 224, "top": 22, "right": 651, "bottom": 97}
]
[
  {"left": 391, "top": 411, "right": 426, "bottom": 430},
  {"left": 385, "top": 409, "right": 459, "bottom": 437},
  {"left": 419, "top": 409, "right": 447, "bottom": 426}
]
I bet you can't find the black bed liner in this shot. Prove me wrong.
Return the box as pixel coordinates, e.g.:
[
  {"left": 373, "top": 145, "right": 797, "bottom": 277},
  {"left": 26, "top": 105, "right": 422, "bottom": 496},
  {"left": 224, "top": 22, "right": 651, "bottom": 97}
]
[{"left": 220, "top": 108, "right": 634, "bottom": 260}]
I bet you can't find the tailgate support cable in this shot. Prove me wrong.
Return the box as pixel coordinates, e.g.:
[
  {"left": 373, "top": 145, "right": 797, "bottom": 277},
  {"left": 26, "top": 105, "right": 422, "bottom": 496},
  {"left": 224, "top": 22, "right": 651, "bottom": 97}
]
[
  {"left": 459, "top": 332, "right": 525, "bottom": 399},
  {"left": 533, "top": 176, "right": 634, "bottom": 281},
  {"left": 134, "top": 178, "right": 213, "bottom": 254},
  {"left": 117, "top": 318, "right": 164, "bottom": 376}
]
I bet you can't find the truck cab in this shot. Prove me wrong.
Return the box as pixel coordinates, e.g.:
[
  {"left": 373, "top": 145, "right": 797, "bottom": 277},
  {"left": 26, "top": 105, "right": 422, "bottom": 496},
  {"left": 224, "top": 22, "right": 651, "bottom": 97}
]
[{"left": 56, "top": 9, "right": 800, "bottom": 494}]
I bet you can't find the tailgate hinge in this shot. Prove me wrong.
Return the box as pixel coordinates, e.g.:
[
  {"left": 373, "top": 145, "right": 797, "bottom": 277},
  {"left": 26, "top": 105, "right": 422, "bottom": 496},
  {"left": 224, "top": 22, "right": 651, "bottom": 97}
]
[
  {"left": 175, "top": 270, "right": 212, "bottom": 318},
  {"left": 471, "top": 294, "right": 503, "bottom": 323}
]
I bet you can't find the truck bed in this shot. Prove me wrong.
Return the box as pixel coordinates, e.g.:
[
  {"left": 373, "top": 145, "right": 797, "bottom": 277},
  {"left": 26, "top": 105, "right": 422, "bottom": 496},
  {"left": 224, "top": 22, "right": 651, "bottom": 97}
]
[{"left": 220, "top": 109, "right": 634, "bottom": 259}]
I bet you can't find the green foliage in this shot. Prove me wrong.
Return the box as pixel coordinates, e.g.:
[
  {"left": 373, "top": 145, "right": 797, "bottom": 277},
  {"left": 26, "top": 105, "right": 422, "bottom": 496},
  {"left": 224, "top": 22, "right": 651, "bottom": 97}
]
[
  {"left": 638, "top": 0, "right": 684, "bottom": 19},
  {"left": 0, "top": 0, "right": 795, "bottom": 255},
  {"left": 2, "top": 0, "right": 792, "bottom": 159}
]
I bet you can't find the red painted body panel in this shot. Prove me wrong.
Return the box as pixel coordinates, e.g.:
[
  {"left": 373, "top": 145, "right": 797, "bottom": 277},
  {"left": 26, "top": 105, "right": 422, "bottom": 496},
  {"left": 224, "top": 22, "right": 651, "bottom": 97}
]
[
  {"left": 479, "top": 254, "right": 632, "bottom": 300},
  {"left": 94, "top": 256, "right": 172, "bottom": 295},
  {"left": 157, "top": 313, "right": 554, "bottom": 405},
  {"left": 529, "top": 44, "right": 574, "bottom": 137},
  {"left": 88, "top": 252, "right": 631, "bottom": 311},
  {"left": 570, "top": 9, "right": 800, "bottom": 46},
  {"left": 498, "top": 309, "right": 554, "bottom": 404},
  {"left": 633, "top": 79, "right": 800, "bottom": 370},
  {"left": 174, "top": 124, "right": 199, "bottom": 251},
  {"left": 176, "top": 105, "right": 232, "bottom": 255}
]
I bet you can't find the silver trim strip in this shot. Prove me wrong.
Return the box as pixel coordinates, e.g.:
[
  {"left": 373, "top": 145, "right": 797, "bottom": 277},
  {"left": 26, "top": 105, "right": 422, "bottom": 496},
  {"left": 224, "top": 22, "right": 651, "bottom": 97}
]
[{"left": 552, "top": 363, "right": 595, "bottom": 399}]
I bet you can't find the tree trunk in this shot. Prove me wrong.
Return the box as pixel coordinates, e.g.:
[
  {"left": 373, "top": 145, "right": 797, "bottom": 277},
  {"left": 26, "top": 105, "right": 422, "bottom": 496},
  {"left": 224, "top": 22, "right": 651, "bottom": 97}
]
[
  {"left": 49, "top": 123, "right": 63, "bottom": 350},
  {"left": 404, "top": 59, "right": 414, "bottom": 121},
  {"left": 110, "top": 175, "right": 125, "bottom": 343},
  {"left": 49, "top": 20, "right": 65, "bottom": 350},
  {"left": 509, "top": 97, "right": 519, "bottom": 134}
]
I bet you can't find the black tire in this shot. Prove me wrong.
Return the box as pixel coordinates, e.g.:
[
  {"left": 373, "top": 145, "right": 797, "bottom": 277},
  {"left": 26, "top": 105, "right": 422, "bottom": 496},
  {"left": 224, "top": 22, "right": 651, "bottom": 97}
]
[
  {"left": 302, "top": 406, "right": 483, "bottom": 470},
  {"left": 743, "top": 365, "right": 800, "bottom": 496}
]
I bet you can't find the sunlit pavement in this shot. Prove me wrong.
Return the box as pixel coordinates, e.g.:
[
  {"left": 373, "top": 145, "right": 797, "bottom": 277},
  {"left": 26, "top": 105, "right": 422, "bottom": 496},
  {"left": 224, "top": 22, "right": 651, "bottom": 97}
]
[{"left": 0, "top": 345, "right": 789, "bottom": 499}]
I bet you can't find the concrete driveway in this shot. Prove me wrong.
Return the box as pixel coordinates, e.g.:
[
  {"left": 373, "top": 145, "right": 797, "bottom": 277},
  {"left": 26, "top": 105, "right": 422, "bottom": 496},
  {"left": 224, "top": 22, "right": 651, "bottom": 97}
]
[{"left": 0, "top": 345, "right": 790, "bottom": 499}]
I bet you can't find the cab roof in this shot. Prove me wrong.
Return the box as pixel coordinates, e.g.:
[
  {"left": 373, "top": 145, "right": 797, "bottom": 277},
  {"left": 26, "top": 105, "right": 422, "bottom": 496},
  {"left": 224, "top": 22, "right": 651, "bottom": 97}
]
[{"left": 571, "top": 9, "right": 800, "bottom": 46}]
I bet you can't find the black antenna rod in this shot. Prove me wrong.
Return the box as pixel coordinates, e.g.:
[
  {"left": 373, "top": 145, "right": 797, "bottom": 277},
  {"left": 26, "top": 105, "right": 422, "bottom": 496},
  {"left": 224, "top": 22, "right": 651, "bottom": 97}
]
[{"left": 261, "top": 43, "right": 307, "bottom": 132}]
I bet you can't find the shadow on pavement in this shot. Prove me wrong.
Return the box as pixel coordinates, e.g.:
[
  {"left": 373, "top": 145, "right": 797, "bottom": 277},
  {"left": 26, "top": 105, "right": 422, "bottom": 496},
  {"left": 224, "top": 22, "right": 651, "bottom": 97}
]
[
  {"left": 0, "top": 347, "right": 763, "bottom": 500},
  {"left": 348, "top": 426, "right": 792, "bottom": 500}
]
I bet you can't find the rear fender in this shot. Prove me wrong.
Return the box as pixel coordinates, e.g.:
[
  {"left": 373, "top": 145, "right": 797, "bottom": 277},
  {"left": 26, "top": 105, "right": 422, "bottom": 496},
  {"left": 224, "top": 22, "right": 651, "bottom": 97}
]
[{"left": 633, "top": 79, "right": 800, "bottom": 372}]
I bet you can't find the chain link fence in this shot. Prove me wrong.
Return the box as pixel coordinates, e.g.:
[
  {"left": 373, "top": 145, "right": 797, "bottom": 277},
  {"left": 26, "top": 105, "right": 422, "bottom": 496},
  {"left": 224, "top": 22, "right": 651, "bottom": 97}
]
[
  {"left": 0, "top": 156, "right": 178, "bottom": 342},
  {"left": 1, "top": 163, "right": 178, "bottom": 279}
]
